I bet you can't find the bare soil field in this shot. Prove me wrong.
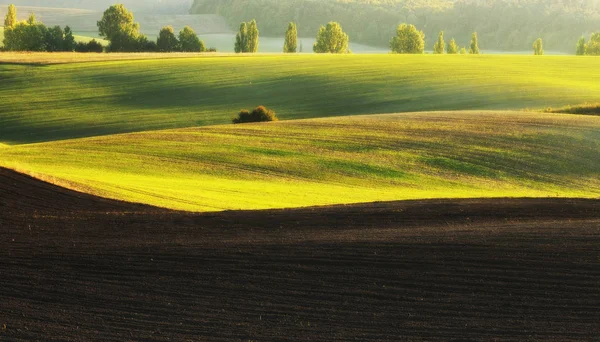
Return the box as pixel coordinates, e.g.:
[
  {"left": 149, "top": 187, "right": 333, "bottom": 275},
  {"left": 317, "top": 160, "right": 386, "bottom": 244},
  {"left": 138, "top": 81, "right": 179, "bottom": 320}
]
[{"left": 1, "top": 167, "right": 599, "bottom": 341}]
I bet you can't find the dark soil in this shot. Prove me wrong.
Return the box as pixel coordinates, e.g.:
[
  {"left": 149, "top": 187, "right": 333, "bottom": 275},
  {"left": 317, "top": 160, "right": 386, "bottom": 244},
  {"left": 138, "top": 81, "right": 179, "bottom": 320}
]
[{"left": 1, "top": 167, "right": 599, "bottom": 341}]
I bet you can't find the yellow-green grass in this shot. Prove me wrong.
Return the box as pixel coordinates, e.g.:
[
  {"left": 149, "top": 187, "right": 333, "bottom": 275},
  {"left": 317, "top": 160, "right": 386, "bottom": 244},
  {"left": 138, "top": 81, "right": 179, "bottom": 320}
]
[
  {"left": 1, "top": 111, "right": 598, "bottom": 212},
  {"left": 1, "top": 54, "right": 600, "bottom": 144}
]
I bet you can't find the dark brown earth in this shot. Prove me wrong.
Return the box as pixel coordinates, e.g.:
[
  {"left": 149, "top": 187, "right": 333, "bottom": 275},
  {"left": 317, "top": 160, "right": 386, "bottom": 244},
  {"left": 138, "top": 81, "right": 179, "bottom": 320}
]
[{"left": 1, "top": 167, "right": 599, "bottom": 341}]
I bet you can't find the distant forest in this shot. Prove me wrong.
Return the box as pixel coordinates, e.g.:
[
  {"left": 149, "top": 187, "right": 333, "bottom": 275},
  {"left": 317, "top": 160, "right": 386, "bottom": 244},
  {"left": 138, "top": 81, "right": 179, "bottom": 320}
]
[{"left": 190, "top": 0, "right": 600, "bottom": 52}]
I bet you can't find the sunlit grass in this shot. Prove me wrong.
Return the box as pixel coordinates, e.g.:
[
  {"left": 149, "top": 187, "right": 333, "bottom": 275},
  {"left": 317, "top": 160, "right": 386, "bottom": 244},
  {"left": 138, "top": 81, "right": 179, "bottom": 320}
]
[
  {"left": 1, "top": 54, "right": 599, "bottom": 144},
  {"left": 1, "top": 111, "right": 598, "bottom": 211}
]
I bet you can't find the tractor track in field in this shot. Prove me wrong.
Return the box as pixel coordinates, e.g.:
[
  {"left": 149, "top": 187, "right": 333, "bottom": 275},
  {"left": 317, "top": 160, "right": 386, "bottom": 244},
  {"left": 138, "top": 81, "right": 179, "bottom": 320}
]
[{"left": 1, "top": 167, "right": 599, "bottom": 341}]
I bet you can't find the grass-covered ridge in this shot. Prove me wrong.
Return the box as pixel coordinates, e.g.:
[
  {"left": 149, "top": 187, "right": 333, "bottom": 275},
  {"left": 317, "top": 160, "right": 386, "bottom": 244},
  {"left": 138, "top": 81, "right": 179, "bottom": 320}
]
[
  {"left": 1, "top": 54, "right": 600, "bottom": 144},
  {"left": 1, "top": 111, "right": 598, "bottom": 211}
]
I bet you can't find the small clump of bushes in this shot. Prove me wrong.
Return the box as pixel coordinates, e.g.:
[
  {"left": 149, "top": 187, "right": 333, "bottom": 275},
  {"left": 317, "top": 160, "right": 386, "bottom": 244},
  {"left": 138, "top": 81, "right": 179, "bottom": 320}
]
[{"left": 232, "top": 106, "right": 278, "bottom": 124}]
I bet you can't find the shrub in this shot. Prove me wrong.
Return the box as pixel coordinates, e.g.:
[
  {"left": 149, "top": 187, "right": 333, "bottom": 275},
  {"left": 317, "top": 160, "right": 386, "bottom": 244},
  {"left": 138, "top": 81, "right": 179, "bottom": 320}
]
[
  {"left": 232, "top": 106, "right": 278, "bottom": 124},
  {"left": 75, "top": 39, "right": 104, "bottom": 53}
]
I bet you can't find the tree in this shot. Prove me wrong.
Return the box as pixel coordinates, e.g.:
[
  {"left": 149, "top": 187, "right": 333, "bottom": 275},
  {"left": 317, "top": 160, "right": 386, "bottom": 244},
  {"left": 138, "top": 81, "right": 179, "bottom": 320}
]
[
  {"left": 4, "top": 4, "right": 16, "bottom": 28},
  {"left": 447, "top": 38, "right": 458, "bottom": 54},
  {"left": 433, "top": 31, "right": 445, "bottom": 54},
  {"left": 234, "top": 22, "right": 249, "bottom": 53},
  {"left": 179, "top": 26, "right": 205, "bottom": 52},
  {"left": 247, "top": 19, "right": 259, "bottom": 53},
  {"left": 576, "top": 36, "right": 586, "bottom": 55},
  {"left": 157, "top": 26, "right": 179, "bottom": 52},
  {"left": 469, "top": 32, "right": 480, "bottom": 54},
  {"left": 75, "top": 39, "right": 104, "bottom": 53},
  {"left": 586, "top": 32, "right": 600, "bottom": 56},
  {"left": 63, "top": 26, "right": 76, "bottom": 51},
  {"left": 389, "top": 23, "right": 424, "bottom": 54},
  {"left": 313, "top": 22, "right": 349, "bottom": 54},
  {"left": 533, "top": 38, "right": 543, "bottom": 55},
  {"left": 97, "top": 4, "right": 142, "bottom": 52},
  {"left": 283, "top": 22, "right": 297, "bottom": 53},
  {"left": 45, "top": 25, "right": 64, "bottom": 52}
]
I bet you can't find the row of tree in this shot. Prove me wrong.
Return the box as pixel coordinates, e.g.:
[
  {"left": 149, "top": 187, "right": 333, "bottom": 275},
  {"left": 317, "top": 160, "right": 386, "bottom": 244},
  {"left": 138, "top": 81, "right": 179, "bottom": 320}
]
[
  {"left": 97, "top": 4, "right": 212, "bottom": 53},
  {"left": 191, "top": 0, "right": 600, "bottom": 53},
  {"left": 576, "top": 33, "right": 600, "bottom": 56},
  {"left": 2, "top": 4, "right": 214, "bottom": 53},
  {"left": 2, "top": 5, "right": 103, "bottom": 52}
]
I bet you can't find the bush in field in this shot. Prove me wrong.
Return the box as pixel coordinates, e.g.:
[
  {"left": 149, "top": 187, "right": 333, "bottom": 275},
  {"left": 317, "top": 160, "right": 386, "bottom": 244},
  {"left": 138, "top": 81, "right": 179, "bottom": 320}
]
[
  {"left": 75, "top": 39, "right": 104, "bottom": 53},
  {"left": 433, "top": 31, "right": 445, "bottom": 54},
  {"left": 179, "top": 26, "right": 205, "bottom": 52},
  {"left": 157, "top": 26, "right": 179, "bottom": 52},
  {"left": 232, "top": 106, "right": 278, "bottom": 124},
  {"left": 470, "top": 32, "right": 480, "bottom": 54},
  {"left": 447, "top": 38, "right": 458, "bottom": 54},
  {"left": 4, "top": 14, "right": 47, "bottom": 52},
  {"left": 313, "top": 22, "right": 349, "bottom": 54},
  {"left": 460, "top": 47, "right": 467, "bottom": 54},
  {"left": 389, "top": 23, "right": 424, "bottom": 54},
  {"left": 283, "top": 22, "right": 298, "bottom": 53},
  {"left": 533, "top": 38, "right": 543, "bottom": 55}
]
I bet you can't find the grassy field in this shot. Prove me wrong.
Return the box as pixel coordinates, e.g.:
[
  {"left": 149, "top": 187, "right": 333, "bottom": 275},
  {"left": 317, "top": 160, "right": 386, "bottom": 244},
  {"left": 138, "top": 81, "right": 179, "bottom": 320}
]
[
  {"left": 1, "top": 54, "right": 600, "bottom": 144},
  {"left": 1, "top": 111, "right": 598, "bottom": 211}
]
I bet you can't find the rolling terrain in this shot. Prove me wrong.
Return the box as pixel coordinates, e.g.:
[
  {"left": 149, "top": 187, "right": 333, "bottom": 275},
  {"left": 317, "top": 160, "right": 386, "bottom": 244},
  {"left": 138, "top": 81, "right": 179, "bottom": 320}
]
[
  {"left": 1, "top": 167, "right": 599, "bottom": 341},
  {"left": 1, "top": 111, "right": 599, "bottom": 211},
  {"left": 1, "top": 54, "right": 600, "bottom": 144}
]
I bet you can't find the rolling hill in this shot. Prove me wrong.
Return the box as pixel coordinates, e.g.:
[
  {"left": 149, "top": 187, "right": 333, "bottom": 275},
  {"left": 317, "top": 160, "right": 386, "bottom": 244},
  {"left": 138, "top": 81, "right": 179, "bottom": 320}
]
[
  {"left": 1, "top": 111, "right": 598, "bottom": 211},
  {"left": 1, "top": 54, "right": 600, "bottom": 145}
]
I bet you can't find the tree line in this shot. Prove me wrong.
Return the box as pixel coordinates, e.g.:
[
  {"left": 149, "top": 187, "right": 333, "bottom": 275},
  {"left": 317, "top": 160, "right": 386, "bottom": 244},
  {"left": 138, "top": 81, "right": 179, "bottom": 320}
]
[
  {"left": 2, "top": 4, "right": 102, "bottom": 52},
  {"left": 239, "top": 19, "right": 600, "bottom": 56},
  {"left": 2, "top": 4, "right": 215, "bottom": 53},
  {"left": 191, "top": 0, "right": 600, "bottom": 53}
]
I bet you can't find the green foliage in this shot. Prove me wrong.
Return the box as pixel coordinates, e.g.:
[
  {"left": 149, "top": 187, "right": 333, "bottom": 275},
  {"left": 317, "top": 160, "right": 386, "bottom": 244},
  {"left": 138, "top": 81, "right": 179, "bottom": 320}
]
[
  {"left": 45, "top": 26, "right": 64, "bottom": 52},
  {"left": 234, "top": 22, "right": 249, "bottom": 53},
  {"left": 191, "top": 0, "right": 600, "bottom": 52},
  {"left": 585, "top": 33, "right": 600, "bottom": 56},
  {"left": 4, "top": 4, "right": 16, "bottom": 28},
  {"left": 533, "top": 38, "right": 543, "bottom": 56},
  {"left": 97, "top": 4, "right": 143, "bottom": 52},
  {"left": 433, "top": 31, "right": 445, "bottom": 54},
  {"left": 459, "top": 47, "right": 467, "bottom": 54},
  {"left": 157, "top": 26, "right": 179, "bottom": 52},
  {"left": 283, "top": 22, "right": 297, "bottom": 53},
  {"left": 314, "top": 22, "right": 349, "bottom": 54},
  {"left": 469, "top": 32, "right": 480, "bottom": 54},
  {"left": 390, "top": 23, "right": 424, "bottom": 54},
  {"left": 75, "top": 39, "right": 104, "bottom": 53},
  {"left": 4, "top": 18, "right": 48, "bottom": 52},
  {"left": 447, "top": 38, "right": 458, "bottom": 54},
  {"left": 576, "top": 36, "right": 586, "bottom": 56},
  {"left": 63, "top": 25, "right": 75, "bottom": 51},
  {"left": 247, "top": 19, "right": 259, "bottom": 53},
  {"left": 179, "top": 26, "right": 205, "bottom": 52},
  {"left": 232, "top": 106, "right": 278, "bottom": 124}
]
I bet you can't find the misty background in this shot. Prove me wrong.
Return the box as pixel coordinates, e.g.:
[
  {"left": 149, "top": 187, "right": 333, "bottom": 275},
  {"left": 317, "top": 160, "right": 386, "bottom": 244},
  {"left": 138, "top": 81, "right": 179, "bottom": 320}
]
[{"left": 1, "top": 0, "right": 599, "bottom": 52}]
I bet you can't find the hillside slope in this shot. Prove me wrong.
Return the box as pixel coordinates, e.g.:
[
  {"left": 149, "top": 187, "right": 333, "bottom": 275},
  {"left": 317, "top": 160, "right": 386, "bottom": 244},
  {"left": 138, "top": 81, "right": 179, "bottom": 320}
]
[
  {"left": 1, "top": 111, "right": 599, "bottom": 211},
  {"left": 2, "top": 167, "right": 600, "bottom": 340},
  {"left": 1, "top": 54, "right": 600, "bottom": 144}
]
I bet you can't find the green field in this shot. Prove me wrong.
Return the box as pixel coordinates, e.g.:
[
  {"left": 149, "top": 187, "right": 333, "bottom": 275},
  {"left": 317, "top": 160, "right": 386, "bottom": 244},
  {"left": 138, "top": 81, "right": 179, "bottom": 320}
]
[
  {"left": 1, "top": 54, "right": 600, "bottom": 144},
  {"left": 1, "top": 111, "right": 598, "bottom": 211}
]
